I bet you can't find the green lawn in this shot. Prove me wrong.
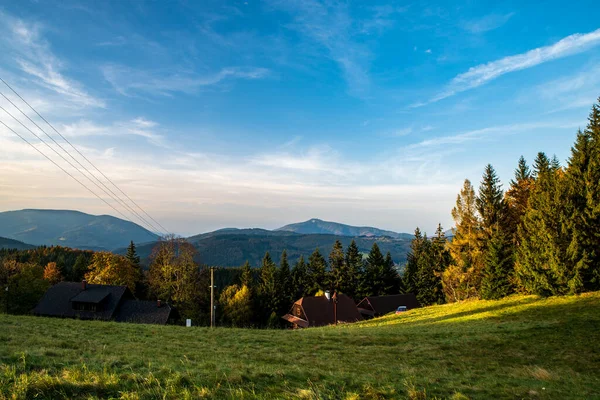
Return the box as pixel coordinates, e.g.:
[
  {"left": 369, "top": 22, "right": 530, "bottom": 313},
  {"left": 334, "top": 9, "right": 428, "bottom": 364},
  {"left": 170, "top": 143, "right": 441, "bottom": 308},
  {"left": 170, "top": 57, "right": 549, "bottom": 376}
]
[{"left": 1, "top": 293, "right": 599, "bottom": 399}]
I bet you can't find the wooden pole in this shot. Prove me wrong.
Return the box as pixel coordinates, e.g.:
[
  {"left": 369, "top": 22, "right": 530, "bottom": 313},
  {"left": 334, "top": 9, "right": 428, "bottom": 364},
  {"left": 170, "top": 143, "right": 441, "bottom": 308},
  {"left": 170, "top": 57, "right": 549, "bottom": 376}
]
[{"left": 210, "top": 267, "right": 215, "bottom": 328}]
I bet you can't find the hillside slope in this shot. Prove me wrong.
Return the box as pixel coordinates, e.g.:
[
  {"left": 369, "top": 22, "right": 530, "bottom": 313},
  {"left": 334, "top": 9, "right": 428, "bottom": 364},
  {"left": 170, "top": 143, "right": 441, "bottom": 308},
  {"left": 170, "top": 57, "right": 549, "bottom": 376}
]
[
  {"left": 0, "top": 209, "right": 159, "bottom": 251},
  {"left": 277, "top": 218, "right": 413, "bottom": 239},
  {"left": 1, "top": 293, "right": 599, "bottom": 398},
  {"left": 127, "top": 231, "right": 412, "bottom": 267},
  {"left": 0, "top": 236, "right": 35, "bottom": 250}
]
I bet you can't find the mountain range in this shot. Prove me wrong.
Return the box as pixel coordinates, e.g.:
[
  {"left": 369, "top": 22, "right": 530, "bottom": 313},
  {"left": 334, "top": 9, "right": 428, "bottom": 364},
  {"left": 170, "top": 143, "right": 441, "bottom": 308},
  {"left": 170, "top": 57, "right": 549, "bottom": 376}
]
[{"left": 0, "top": 210, "right": 414, "bottom": 266}]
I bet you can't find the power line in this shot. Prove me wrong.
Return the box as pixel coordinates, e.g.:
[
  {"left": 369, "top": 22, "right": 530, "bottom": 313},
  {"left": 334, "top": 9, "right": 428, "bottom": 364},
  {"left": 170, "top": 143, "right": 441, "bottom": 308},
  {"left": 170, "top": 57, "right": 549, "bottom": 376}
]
[
  {"left": 0, "top": 118, "right": 150, "bottom": 226},
  {"left": 0, "top": 90, "right": 165, "bottom": 236},
  {"left": 0, "top": 77, "right": 170, "bottom": 235}
]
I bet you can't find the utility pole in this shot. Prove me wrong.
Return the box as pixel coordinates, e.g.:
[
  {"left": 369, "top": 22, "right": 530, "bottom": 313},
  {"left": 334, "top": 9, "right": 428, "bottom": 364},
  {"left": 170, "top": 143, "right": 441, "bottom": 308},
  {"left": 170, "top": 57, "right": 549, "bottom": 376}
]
[{"left": 210, "top": 267, "right": 215, "bottom": 328}]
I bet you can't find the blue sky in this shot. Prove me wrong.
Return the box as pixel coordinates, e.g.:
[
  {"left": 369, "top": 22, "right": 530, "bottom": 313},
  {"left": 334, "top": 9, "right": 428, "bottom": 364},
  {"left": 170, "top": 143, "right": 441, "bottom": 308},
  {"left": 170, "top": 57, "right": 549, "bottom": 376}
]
[{"left": 0, "top": 0, "right": 599, "bottom": 235}]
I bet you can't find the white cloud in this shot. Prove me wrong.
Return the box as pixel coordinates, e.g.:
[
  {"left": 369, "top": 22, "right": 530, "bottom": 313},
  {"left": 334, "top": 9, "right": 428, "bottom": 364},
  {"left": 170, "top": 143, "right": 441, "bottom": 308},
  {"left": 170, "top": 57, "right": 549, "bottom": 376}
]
[
  {"left": 463, "top": 13, "right": 515, "bottom": 34},
  {"left": 101, "top": 64, "right": 270, "bottom": 97},
  {"left": 416, "top": 28, "right": 600, "bottom": 106},
  {"left": 0, "top": 12, "right": 104, "bottom": 108}
]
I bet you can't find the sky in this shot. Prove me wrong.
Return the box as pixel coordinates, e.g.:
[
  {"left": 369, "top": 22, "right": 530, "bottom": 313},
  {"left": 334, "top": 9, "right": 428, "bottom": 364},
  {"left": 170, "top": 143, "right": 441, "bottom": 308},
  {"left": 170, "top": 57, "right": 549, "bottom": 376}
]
[{"left": 0, "top": 0, "right": 599, "bottom": 236}]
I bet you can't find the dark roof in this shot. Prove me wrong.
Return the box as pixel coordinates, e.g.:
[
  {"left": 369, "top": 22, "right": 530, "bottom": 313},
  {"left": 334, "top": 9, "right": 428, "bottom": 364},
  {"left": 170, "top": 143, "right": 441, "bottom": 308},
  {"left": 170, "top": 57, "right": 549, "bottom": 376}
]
[
  {"left": 284, "top": 294, "right": 363, "bottom": 327},
  {"left": 33, "top": 282, "right": 131, "bottom": 321},
  {"left": 114, "top": 300, "right": 173, "bottom": 325},
  {"left": 71, "top": 289, "right": 110, "bottom": 304},
  {"left": 356, "top": 294, "right": 421, "bottom": 316}
]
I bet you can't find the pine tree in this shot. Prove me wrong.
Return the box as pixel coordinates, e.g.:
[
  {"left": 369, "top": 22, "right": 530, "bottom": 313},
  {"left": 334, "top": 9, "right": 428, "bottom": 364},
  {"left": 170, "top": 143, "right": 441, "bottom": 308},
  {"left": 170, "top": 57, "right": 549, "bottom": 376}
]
[
  {"left": 291, "top": 256, "right": 309, "bottom": 299},
  {"left": 506, "top": 156, "right": 534, "bottom": 244},
  {"left": 240, "top": 260, "right": 254, "bottom": 288},
  {"left": 126, "top": 241, "right": 141, "bottom": 267},
  {"left": 345, "top": 240, "right": 364, "bottom": 300},
  {"left": 480, "top": 227, "right": 514, "bottom": 300},
  {"left": 364, "top": 243, "right": 386, "bottom": 296},
  {"left": 328, "top": 240, "right": 346, "bottom": 292},
  {"left": 403, "top": 228, "right": 424, "bottom": 295},
  {"left": 382, "top": 251, "right": 402, "bottom": 295},
  {"left": 307, "top": 248, "right": 327, "bottom": 295},
  {"left": 533, "top": 152, "right": 551, "bottom": 179},
  {"left": 277, "top": 250, "right": 293, "bottom": 315},
  {"left": 476, "top": 164, "right": 507, "bottom": 239},
  {"left": 258, "top": 252, "right": 279, "bottom": 323}
]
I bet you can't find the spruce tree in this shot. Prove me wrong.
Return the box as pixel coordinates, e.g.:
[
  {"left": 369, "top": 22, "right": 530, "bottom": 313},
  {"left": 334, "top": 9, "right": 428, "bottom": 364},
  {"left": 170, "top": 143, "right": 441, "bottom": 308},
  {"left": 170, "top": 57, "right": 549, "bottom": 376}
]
[
  {"left": 277, "top": 250, "right": 293, "bottom": 315},
  {"left": 533, "top": 152, "right": 551, "bottom": 179},
  {"left": 345, "top": 240, "right": 364, "bottom": 300},
  {"left": 382, "top": 251, "right": 402, "bottom": 295},
  {"left": 328, "top": 240, "right": 346, "bottom": 292},
  {"left": 126, "top": 241, "right": 141, "bottom": 267},
  {"left": 291, "top": 256, "right": 309, "bottom": 299},
  {"left": 480, "top": 227, "right": 514, "bottom": 300},
  {"left": 307, "top": 248, "right": 327, "bottom": 295},
  {"left": 403, "top": 228, "right": 424, "bottom": 295},
  {"left": 506, "top": 156, "right": 534, "bottom": 244},
  {"left": 364, "top": 243, "right": 386, "bottom": 296},
  {"left": 476, "top": 164, "right": 507, "bottom": 239},
  {"left": 258, "top": 252, "right": 278, "bottom": 323},
  {"left": 240, "top": 261, "right": 254, "bottom": 288}
]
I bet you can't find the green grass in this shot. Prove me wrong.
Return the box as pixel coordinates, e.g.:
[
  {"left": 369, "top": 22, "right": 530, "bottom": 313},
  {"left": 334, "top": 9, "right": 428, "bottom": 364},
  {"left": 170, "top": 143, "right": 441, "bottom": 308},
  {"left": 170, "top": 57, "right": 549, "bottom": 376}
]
[{"left": 1, "top": 293, "right": 599, "bottom": 399}]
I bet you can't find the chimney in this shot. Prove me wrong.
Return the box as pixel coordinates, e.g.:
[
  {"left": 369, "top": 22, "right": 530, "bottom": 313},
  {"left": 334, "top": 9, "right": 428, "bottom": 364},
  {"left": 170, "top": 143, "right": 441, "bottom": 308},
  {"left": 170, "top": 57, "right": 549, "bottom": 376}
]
[
  {"left": 81, "top": 279, "right": 87, "bottom": 291},
  {"left": 157, "top": 299, "right": 161, "bottom": 308}
]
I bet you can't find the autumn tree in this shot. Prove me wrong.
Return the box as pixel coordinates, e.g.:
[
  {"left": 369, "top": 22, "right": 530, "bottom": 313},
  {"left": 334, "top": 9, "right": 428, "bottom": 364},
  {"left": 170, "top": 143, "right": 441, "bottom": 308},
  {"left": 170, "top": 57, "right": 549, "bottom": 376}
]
[
  {"left": 443, "top": 179, "right": 484, "bottom": 301},
  {"left": 219, "top": 284, "right": 253, "bottom": 327},
  {"left": 43, "top": 262, "right": 63, "bottom": 285},
  {"left": 85, "top": 252, "right": 140, "bottom": 294}
]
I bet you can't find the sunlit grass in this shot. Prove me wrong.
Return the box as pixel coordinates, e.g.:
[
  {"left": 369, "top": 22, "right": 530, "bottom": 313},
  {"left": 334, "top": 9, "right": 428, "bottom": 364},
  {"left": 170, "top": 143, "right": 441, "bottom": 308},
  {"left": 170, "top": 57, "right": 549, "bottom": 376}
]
[{"left": 1, "top": 292, "right": 599, "bottom": 399}]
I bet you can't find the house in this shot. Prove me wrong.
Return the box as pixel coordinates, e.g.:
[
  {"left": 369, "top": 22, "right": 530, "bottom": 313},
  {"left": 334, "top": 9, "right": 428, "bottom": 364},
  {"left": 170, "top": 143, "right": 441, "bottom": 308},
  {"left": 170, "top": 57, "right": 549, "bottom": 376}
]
[
  {"left": 33, "top": 280, "right": 174, "bottom": 325},
  {"left": 282, "top": 293, "right": 363, "bottom": 328},
  {"left": 356, "top": 294, "right": 420, "bottom": 318}
]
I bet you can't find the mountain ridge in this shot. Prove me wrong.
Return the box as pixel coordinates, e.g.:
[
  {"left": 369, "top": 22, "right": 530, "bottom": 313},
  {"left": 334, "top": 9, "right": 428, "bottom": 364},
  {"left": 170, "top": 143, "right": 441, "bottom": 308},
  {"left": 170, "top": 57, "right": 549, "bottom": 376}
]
[{"left": 276, "top": 218, "right": 413, "bottom": 239}]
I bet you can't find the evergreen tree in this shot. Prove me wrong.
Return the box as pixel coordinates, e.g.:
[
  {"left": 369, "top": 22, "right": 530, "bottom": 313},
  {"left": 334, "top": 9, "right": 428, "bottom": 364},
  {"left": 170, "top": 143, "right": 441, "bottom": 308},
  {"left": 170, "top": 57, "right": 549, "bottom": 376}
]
[
  {"left": 240, "top": 261, "right": 254, "bottom": 288},
  {"left": 480, "top": 227, "right": 514, "bottom": 300},
  {"left": 515, "top": 158, "right": 567, "bottom": 296},
  {"left": 345, "top": 240, "right": 364, "bottom": 300},
  {"left": 307, "top": 248, "right": 327, "bottom": 295},
  {"left": 291, "top": 256, "right": 309, "bottom": 299},
  {"left": 403, "top": 228, "right": 424, "bottom": 295},
  {"left": 277, "top": 250, "right": 293, "bottom": 315},
  {"left": 258, "top": 252, "right": 279, "bottom": 323},
  {"left": 506, "top": 156, "right": 534, "bottom": 244},
  {"left": 382, "top": 251, "right": 402, "bottom": 295},
  {"left": 126, "top": 241, "right": 141, "bottom": 267},
  {"left": 363, "top": 243, "right": 387, "bottom": 296},
  {"left": 328, "top": 240, "right": 346, "bottom": 292},
  {"left": 476, "top": 164, "right": 507, "bottom": 239}
]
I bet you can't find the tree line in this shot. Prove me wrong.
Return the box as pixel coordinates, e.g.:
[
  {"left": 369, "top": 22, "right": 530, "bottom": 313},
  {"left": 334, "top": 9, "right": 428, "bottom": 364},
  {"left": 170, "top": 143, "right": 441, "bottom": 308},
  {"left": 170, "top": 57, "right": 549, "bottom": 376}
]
[{"left": 405, "top": 98, "right": 600, "bottom": 304}]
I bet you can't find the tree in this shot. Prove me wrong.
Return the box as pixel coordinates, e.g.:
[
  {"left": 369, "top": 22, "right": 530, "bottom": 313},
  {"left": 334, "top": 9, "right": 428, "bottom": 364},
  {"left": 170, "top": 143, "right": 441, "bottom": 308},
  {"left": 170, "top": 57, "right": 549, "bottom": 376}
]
[
  {"left": 328, "top": 240, "right": 347, "bottom": 293},
  {"left": 277, "top": 250, "right": 293, "bottom": 315},
  {"left": 43, "top": 262, "right": 63, "bottom": 285},
  {"left": 382, "top": 251, "right": 403, "bottom": 295},
  {"left": 444, "top": 179, "right": 484, "bottom": 301},
  {"left": 480, "top": 227, "right": 514, "bottom": 300},
  {"left": 71, "top": 254, "right": 90, "bottom": 282},
  {"left": 506, "top": 156, "right": 534, "bottom": 244},
  {"left": 403, "top": 228, "right": 424, "bottom": 295},
  {"left": 85, "top": 252, "right": 140, "bottom": 294},
  {"left": 240, "top": 261, "right": 254, "bottom": 288},
  {"left": 258, "top": 252, "right": 279, "bottom": 323},
  {"left": 307, "top": 248, "right": 327, "bottom": 295},
  {"left": 148, "top": 237, "right": 205, "bottom": 320},
  {"left": 363, "top": 242, "right": 398, "bottom": 297},
  {"left": 477, "top": 164, "right": 507, "bottom": 239},
  {"left": 291, "top": 256, "right": 309, "bottom": 299},
  {"left": 345, "top": 240, "right": 364, "bottom": 300},
  {"left": 219, "top": 284, "right": 253, "bottom": 327},
  {"left": 126, "top": 241, "right": 141, "bottom": 268}
]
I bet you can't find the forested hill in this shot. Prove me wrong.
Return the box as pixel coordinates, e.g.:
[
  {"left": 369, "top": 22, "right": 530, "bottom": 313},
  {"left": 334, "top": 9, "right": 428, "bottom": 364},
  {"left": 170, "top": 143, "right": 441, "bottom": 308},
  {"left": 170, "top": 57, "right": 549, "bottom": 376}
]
[
  {"left": 0, "top": 209, "right": 159, "bottom": 251},
  {"left": 121, "top": 230, "right": 412, "bottom": 268},
  {"left": 0, "top": 236, "right": 35, "bottom": 250},
  {"left": 277, "top": 218, "right": 413, "bottom": 239}
]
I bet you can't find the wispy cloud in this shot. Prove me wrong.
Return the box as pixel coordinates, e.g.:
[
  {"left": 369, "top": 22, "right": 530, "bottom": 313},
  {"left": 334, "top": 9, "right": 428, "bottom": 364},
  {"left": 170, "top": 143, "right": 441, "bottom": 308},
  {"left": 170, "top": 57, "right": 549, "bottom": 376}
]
[
  {"left": 0, "top": 12, "right": 104, "bottom": 108},
  {"left": 415, "top": 28, "right": 600, "bottom": 107},
  {"left": 268, "top": 0, "right": 371, "bottom": 97},
  {"left": 102, "top": 64, "right": 270, "bottom": 97},
  {"left": 59, "top": 118, "right": 167, "bottom": 147},
  {"left": 462, "top": 12, "right": 515, "bottom": 34}
]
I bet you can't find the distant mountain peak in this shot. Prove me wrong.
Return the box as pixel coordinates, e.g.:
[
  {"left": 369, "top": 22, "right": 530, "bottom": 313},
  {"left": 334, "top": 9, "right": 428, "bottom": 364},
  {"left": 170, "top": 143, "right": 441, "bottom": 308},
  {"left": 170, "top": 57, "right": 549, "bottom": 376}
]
[{"left": 276, "top": 218, "right": 412, "bottom": 239}]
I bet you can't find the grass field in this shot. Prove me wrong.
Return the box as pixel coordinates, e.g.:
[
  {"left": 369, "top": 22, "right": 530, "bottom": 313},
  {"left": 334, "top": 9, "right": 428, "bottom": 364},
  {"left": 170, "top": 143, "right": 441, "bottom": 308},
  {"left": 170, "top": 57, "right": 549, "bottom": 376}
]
[{"left": 1, "top": 293, "right": 599, "bottom": 399}]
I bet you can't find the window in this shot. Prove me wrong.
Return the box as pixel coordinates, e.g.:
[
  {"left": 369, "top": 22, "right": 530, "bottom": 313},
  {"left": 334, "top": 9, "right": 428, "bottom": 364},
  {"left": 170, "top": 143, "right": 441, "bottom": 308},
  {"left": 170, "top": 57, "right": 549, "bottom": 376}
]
[{"left": 72, "top": 302, "right": 99, "bottom": 312}]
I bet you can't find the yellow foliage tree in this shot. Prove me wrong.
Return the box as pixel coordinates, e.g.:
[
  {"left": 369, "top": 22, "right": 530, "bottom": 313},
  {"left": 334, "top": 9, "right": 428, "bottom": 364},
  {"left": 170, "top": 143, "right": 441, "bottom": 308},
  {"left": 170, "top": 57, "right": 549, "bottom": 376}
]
[
  {"left": 219, "top": 284, "right": 253, "bottom": 327},
  {"left": 85, "top": 252, "right": 140, "bottom": 294},
  {"left": 43, "top": 262, "right": 63, "bottom": 285}
]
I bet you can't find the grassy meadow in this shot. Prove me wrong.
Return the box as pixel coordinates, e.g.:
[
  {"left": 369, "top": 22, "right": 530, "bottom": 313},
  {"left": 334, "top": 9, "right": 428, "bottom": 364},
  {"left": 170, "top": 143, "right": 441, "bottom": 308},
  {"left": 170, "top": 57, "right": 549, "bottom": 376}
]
[{"left": 1, "top": 293, "right": 599, "bottom": 399}]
